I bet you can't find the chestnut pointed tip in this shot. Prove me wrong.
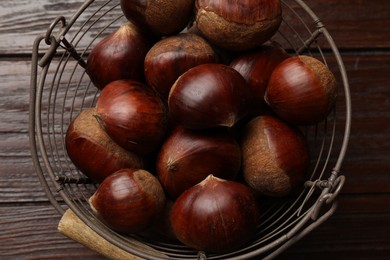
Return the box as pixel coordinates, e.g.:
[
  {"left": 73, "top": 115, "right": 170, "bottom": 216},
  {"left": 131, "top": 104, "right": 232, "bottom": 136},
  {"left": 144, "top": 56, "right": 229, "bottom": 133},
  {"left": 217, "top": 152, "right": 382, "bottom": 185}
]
[
  {"left": 204, "top": 174, "right": 215, "bottom": 181},
  {"left": 201, "top": 174, "right": 226, "bottom": 185},
  {"left": 88, "top": 195, "right": 97, "bottom": 214},
  {"left": 220, "top": 113, "right": 238, "bottom": 128}
]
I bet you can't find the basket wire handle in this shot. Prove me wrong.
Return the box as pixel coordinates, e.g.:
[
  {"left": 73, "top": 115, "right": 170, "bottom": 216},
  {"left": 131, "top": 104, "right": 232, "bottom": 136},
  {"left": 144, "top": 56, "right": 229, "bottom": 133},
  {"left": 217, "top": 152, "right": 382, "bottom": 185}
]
[
  {"left": 310, "top": 174, "right": 345, "bottom": 220},
  {"left": 296, "top": 19, "right": 324, "bottom": 54},
  {"left": 45, "top": 16, "right": 66, "bottom": 45},
  {"left": 30, "top": 34, "right": 65, "bottom": 214},
  {"left": 263, "top": 201, "right": 338, "bottom": 260},
  {"left": 298, "top": 171, "right": 345, "bottom": 220},
  {"left": 262, "top": 174, "right": 344, "bottom": 260},
  {"left": 38, "top": 15, "right": 86, "bottom": 68},
  {"left": 30, "top": 2, "right": 94, "bottom": 215},
  {"left": 29, "top": 17, "right": 82, "bottom": 215}
]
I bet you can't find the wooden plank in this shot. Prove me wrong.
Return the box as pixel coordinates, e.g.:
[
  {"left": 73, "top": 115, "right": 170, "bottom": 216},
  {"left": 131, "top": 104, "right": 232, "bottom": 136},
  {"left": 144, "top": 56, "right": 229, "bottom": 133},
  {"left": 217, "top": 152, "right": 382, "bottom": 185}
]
[
  {"left": 0, "top": 0, "right": 83, "bottom": 55},
  {"left": 0, "top": 0, "right": 123, "bottom": 55},
  {"left": 0, "top": 204, "right": 105, "bottom": 259},
  {"left": 0, "top": 52, "right": 390, "bottom": 205},
  {"left": 279, "top": 194, "right": 390, "bottom": 259},
  {"left": 307, "top": 0, "right": 390, "bottom": 49},
  {"left": 0, "top": 195, "right": 388, "bottom": 259},
  {"left": 1, "top": 1, "right": 388, "bottom": 259},
  {"left": 1, "top": 0, "right": 389, "bottom": 55},
  {"left": 336, "top": 53, "right": 390, "bottom": 194},
  {"left": 0, "top": 59, "right": 32, "bottom": 133}
]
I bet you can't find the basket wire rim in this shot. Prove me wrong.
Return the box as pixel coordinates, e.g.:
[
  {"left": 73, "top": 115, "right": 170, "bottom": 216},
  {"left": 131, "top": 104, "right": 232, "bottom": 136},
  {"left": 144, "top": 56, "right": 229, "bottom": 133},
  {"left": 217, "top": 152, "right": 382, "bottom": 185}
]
[{"left": 29, "top": 0, "right": 352, "bottom": 259}]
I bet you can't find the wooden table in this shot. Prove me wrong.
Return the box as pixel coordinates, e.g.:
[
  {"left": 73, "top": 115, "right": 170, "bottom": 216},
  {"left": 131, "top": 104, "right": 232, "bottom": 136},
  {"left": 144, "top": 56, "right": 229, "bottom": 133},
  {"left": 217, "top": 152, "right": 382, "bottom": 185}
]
[{"left": 1, "top": 0, "right": 389, "bottom": 259}]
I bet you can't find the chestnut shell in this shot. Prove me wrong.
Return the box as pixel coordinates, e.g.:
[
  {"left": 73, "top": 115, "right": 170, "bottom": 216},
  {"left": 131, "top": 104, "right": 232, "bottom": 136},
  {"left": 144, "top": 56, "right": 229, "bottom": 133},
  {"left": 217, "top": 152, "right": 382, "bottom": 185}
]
[
  {"left": 65, "top": 108, "right": 144, "bottom": 183},
  {"left": 89, "top": 169, "right": 166, "bottom": 234},
  {"left": 156, "top": 126, "right": 241, "bottom": 199},
  {"left": 168, "top": 63, "right": 250, "bottom": 129},
  {"left": 230, "top": 42, "right": 289, "bottom": 113},
  {"left": 241, "top": 115, "right": 310, "bottom": 197},
  {"left": 170, "top": 175, "right": 260, "bottom": 253},
  {"left": 86, "top": 22, "right": 153, "bottom": 90},
  {"left": 195, "top": 0, "right": 282, "bottom": 51},
  {"left": 96, "top": 80, "right": 167, "bottom": 155},
  {"left": 265, "top": 55, "right": 337, "bottom": 125},
  {"left": 144, "top": 33, "right": 218, "bottom": 99},
  {"left": 120, "top": 0, "right": 195, "bottom": 36}
]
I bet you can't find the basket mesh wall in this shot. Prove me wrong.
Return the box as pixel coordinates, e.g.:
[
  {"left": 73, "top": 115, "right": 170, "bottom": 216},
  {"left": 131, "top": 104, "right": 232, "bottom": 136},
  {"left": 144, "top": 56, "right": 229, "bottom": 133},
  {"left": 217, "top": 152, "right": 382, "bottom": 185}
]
[{"left": 30, "top": 0, "right": 350, "bottom": 259}]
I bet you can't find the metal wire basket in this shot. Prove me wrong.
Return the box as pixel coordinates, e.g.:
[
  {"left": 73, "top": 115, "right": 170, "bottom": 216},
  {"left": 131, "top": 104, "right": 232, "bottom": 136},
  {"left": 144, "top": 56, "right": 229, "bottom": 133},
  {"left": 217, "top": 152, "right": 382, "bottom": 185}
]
[{"left": 29, "top": 0, "right": 351, "bottom": 259}]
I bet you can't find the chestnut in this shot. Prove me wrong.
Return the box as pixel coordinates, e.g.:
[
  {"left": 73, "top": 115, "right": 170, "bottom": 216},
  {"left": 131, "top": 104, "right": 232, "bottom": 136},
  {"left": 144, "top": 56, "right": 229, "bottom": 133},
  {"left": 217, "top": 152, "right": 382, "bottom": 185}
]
[
  {"left": 86, "top": 22, "right": 153, "bottom": 90},
  {"left": 144, "top": 33, "right": 218, "bottom": 99},
  {"left": 65, "top": 108, "right": 144, "bottom": 183},
  {"left": 120, "top": 0, "right": 195, "bottom": 36},
  {"left": 156, "top": 126, "right": 241, "bottom": 199},
  {"left": 170, "top": 175, "right": 260, "bottom": 253},
  {"left": 195, "top": 0, "right": 282, "bottom": 51},
  {"left": 264, "top": 55, "right": 337, "bottom": 125},
  {"left": 89, "top": 168, "right": 166, "bottom": 234},
  {"left": 241, "top": 115, "right": 310, "bottom": 197},
  {"left": 96, "top": 80, "right": 167, "bottom": 155},
  {"left": 168, "top": 63, "right": 250, "bottom": 129},
  {"left": 230, "top": 42, "right": 289, "bottom": 113}
]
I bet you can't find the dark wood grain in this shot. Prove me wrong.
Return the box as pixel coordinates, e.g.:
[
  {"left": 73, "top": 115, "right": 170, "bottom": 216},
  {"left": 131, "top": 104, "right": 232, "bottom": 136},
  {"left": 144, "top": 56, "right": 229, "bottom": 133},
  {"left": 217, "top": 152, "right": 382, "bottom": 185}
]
[
  {"left": 279, "top": 194, "right": 390, "bottom": 259},
  {"left": 306, "top": 0, "right": 390, "bottom": 49},
  {"left": 1, "top": 0, "right": 389, "bottom": 55},
  {"left": 0, "top": 205, "right": 105, "bottom": 260},
  {"left": 0, "top": 0, "right": 123, "bottom": 55},
  {"left": 1, "top": 0, "right": 389, "bottom": 259},
  {"left": 0, "top": 0, "right": 85, "bottom": 55},
  {"left": 0, "top": 196, "right": 388, "bottom": 259},
  {"left": 338, "top": 53, "right": 390, "bottom": 194}
]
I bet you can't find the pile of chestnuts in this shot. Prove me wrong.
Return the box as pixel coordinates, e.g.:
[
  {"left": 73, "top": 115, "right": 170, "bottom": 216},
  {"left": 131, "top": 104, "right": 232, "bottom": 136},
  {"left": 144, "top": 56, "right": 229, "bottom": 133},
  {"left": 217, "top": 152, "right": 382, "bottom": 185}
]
[{"left": 65, "top": 0, "right": 337, "bottom": 254}]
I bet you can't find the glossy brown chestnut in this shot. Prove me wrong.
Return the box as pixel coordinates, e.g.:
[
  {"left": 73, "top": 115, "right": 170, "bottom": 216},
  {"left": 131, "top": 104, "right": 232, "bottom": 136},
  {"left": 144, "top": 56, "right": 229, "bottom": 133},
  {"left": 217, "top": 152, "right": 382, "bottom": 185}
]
[
  {"left": 156, "top": 126, "right": 241, "bottom": 199},
  {"left": 170, "top": 175, "right": 260, "bottom": 253},
  {"left": 86, "top": 22, "right": 153, "bottom": 90},
  {"left": 195, "top": 0, "right": 282, "bottom": 51},
  {"left": 120, "top": 0, "right": 194, "bottom": 36},
  {"left": 65, "top": 108, "right": 144, "bottom": 183},
  {"left": 241, "top": 115, "right": 310, "bottom": 197},
  {"left": 89, "top": 168, "right": 166, "bottom": 234},
  {"left": 144, "top": 33, "right": 218, "bottom": 100},
  {"left": 265, "top": 55, "right": 337, "bottom": 125},
  {"left": 96, "top": 80, "right": 167, "bottom": 155},
  {"left": 230, "top": 42, "right": 289, "bottom": 113},
  {"left": 168, "top": 63, "right": 250, "bottom": 129}
]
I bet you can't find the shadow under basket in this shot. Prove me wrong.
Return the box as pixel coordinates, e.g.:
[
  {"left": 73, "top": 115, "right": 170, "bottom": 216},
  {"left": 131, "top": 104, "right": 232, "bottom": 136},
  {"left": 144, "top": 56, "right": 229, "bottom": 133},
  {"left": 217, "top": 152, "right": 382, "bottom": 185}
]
[{"left": 29, "top": 0, "right": 351, "bottom": 259}]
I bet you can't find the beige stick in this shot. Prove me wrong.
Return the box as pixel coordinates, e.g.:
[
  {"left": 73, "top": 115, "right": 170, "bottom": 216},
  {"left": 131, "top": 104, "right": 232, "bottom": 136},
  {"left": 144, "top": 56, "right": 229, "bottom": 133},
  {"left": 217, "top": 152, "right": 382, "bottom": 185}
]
[{"left": 58, "top": 209, "right": 167, "bottom": 260}]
